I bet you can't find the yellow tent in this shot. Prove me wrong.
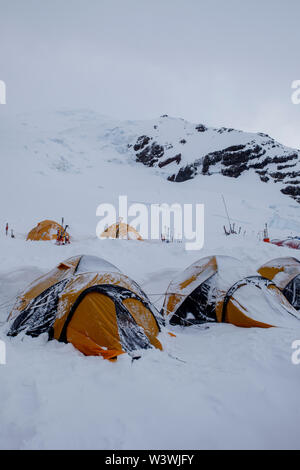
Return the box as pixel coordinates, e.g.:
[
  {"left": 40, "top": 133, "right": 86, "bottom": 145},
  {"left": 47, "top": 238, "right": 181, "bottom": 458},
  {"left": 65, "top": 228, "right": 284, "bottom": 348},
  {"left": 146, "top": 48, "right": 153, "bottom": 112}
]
[
  {"left": 8, "top": 255, "right": 162, "bottom": 360},
  {"left": 101, "top": 222, "right": 142, "bottom": 241},
  {"left": 26, "top": 220, "right": 69, "bottom": 242},
  {"left": 162, "top": 255, "right": 300, "bottom": 328},
  {"left": 258, "top": 257, "right": 300, "bottom": 310}
]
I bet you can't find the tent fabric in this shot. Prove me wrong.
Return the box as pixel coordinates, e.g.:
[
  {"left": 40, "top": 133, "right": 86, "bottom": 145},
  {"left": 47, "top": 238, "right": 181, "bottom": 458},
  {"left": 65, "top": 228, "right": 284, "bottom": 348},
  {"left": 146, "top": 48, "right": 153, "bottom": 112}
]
[
  {"left": 258, "top": 257, "right": 300, "bottom": 289},
  {"left": 258, "top": 257, "right": 300, "bottom": 310},
  {"left": 27, "top": 220, "right": 69, "bottom": 242},
  {"left": 162, "top": 256, "right": 300, "bottom": 328},
  {"left": 162, "top": 256, "right": 250, "bottom": 325},
  {"left": 66, "top": 293, "right": 124, "bottom": 358},
  {"left": 101, "top": 222, "right": 143, "bottom": 240},
  {"left": 222, "top": 276, "right": 300, "bottom": 328},
  {"left": 123, "top": 298, "right": 162, "bottom": 351},
  {"left": 8, "top": 256, "right": 162, "bottom": 359},
  {"left": 8, "top": 255, "right": 122, "bottom": 322},
  {"left": 270, "top": 238, "right": 300, "bottom": 250},
  {"left": 284, "top": 276, "right": 300, "bottom": 311},
  {"left": 9, "top": 256, "right": 81, "bottom": 319}
]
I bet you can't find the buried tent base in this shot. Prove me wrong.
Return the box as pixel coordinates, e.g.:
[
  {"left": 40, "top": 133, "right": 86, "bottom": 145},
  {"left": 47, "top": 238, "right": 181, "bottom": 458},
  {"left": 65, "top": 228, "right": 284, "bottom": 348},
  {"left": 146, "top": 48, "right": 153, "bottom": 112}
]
[{"left": 7, "top": 255, "right": 163, "bottom": 359}]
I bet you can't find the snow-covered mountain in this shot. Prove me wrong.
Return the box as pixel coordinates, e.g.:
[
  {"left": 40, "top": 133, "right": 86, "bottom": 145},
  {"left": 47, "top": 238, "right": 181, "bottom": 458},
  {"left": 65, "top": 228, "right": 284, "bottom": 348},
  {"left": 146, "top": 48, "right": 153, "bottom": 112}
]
[
  {"left": 1, "top": 109, "right": 300, "bottom": 450},
  {"left": 127, "top": 115, "right": 300, "bottom": 203},
  {"left": 5, "top": 110, "right": 299, "bottom": 204}
]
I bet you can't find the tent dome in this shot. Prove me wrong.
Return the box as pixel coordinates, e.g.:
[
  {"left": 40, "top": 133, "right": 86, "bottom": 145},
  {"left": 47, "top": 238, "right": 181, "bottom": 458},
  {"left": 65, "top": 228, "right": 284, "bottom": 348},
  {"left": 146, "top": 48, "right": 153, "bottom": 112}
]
[
  {"left": 100, "top": 222, "right": 142, "bottom": 241},
  {"left": 26, "top": 220, "right": 70, "bottom": 242},
  {"left": 258, "top": 257, "right": 300, "bottom": 311},
  {"left": 162, "top": 255, "right": 300, "bottom": 328},
  {"left": 8, "top": 255, "right": 162, "bottom": 360}
]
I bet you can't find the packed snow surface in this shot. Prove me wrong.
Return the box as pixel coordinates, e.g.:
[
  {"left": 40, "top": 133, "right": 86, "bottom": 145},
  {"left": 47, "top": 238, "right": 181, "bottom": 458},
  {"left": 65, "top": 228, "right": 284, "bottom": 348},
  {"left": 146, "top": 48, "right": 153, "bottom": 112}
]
[{"left": 1, "top": 110, "right": 300, "bottom": 449}]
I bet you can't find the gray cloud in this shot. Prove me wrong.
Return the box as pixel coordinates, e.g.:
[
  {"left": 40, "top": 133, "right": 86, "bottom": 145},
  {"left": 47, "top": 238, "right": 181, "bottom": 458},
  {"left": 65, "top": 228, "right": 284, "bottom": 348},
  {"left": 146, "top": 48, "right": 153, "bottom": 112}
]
[{"left": 0, "top": 0, "right": 299, "bottom": 148}]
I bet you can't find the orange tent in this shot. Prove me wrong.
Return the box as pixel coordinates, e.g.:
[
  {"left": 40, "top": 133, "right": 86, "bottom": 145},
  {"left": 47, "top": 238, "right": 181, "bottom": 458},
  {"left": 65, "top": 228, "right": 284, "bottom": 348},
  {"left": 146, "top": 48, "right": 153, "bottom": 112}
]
[
  {"left": 258, "top": 257, "right": 300, "bottom": 310},
  {"left": 162, "top": 255, "right": 300, "bottom": 328},
  {"left": 8, "top": 255, "right": 162, "bottom": 360},
  {"left": 101, "top": 222, "right": 142, "bottom": 241},
  {"left": 26, "top": 220, "right": 69, "bottom": 242}
]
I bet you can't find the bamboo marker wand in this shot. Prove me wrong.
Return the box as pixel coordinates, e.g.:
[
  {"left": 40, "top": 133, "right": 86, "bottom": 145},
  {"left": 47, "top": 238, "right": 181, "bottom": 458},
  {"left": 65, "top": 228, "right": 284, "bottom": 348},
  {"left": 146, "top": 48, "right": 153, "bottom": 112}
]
[{"left": 222, "top": 194, "right": 232, "bottom": 233}]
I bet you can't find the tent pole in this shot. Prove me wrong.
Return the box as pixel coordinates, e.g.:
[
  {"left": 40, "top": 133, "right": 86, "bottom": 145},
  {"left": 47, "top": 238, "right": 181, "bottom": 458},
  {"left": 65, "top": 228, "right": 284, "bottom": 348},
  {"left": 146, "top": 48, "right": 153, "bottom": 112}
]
[{"left": 221, "top": 195, "right": 232, "bottom": 233}]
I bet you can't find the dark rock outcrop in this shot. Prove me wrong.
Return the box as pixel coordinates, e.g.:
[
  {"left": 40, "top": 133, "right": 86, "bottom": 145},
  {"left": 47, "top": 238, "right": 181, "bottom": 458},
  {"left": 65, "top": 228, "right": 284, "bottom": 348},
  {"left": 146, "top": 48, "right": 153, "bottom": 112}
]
[
  {"left": 136, "top": 142, "right": 164, "bottom": 167},
  {"left": 129, "top": 119, "right": 300, "bottom": 203},
  {"left": 158, "top": 154, "right": 181, "bottom": 168}
]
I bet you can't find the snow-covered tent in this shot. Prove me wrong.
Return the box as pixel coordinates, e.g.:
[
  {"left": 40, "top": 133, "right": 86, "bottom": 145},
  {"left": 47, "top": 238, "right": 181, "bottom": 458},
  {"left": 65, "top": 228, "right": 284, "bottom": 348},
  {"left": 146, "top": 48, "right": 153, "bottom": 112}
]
[
  {"left": 162, "top": 255, "right": 300, "bottom": 328},
  {"left": 101, "top": 222, "right": 142, "bottom": 241},
  {"left": 258, "top": 257, "right": 300, "bottom": 310},
  {"left": 26, "top": 219, "right": 69, "bottom": 242},
  {"left": 7, "top": 255, "right": 162, "bottom": 359},
  {"left": 270, "top": 238, "right": 300, "bottom": 250}
]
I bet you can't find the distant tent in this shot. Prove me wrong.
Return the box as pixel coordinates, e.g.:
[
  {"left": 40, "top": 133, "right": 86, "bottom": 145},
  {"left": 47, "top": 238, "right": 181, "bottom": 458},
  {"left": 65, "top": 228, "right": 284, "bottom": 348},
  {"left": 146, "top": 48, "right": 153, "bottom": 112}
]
[
  {"left": 258, "top": 257, "right": 300, "bottom": 310},
  {"left": 270, "top": 238, "right": 300, "bottom": 250},
  {"left": 162, "top": 255, "right": 300, "bottom": 328},
  {"left": 101, "top": 222, "right": 142, "bottom": 241},
  {"left": 8, "top": 255, "right": 162, "bottom": 359},
  {"left": 26, "top": 220, "right": 69, "bottom": 242}
]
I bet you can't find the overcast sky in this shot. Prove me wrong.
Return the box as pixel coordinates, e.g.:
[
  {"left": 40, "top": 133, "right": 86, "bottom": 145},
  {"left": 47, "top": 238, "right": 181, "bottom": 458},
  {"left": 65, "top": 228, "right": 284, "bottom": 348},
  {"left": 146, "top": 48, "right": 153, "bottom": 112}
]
[{"left": 1, "top": 0, "right": 300, "bottom": 148}]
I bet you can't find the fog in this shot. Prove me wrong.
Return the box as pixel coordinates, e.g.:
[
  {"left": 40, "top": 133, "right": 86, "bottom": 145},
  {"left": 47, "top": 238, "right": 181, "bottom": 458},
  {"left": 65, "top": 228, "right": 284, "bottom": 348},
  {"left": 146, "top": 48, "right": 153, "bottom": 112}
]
[{"left": 0, "top": 0, "right": 299, "bottom": 148}]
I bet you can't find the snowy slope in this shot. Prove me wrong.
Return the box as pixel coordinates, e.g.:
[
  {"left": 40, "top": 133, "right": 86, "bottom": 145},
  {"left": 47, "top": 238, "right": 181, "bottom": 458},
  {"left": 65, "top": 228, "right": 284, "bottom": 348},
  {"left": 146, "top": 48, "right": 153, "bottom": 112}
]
[
  {"left": 2, "top": 110, "right": 300, "bottom": 204},
  {"left": 127, "top": 115, "right": 300, "bottom": 202},
  {"left": 1, "top": 109, "right": 300, "bottom": 449}
]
